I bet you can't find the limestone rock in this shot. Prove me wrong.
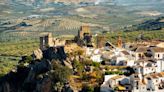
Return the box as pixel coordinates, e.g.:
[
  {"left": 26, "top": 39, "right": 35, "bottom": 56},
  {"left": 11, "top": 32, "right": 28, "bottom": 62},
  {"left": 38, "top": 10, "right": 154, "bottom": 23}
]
[{"left": 33, "top": 49, "right": 43, "bottom": 60}]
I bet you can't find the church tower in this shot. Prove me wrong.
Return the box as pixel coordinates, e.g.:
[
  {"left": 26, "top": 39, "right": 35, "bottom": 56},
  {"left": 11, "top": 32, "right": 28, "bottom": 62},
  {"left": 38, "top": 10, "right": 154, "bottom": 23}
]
[{"left": 117, "top": 36, "right": 122, "bottom": 48}]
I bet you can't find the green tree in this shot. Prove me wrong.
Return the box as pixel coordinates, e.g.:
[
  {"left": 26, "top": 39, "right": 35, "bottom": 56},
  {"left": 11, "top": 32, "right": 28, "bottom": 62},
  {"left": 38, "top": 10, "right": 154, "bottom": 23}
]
[
  {"left": 72, "top": 59, "right": 84, "bottom": 76},
  {"left": 92, "top": 62, "right": 100, "bottom": 68},
  {"left": 24, "top": 56, "right": 33, "bottom": 63},
  {"left": 82, "top": 59, "right": 92, "bottom": 66},
  {"left": 81, "top": 84, "right": 94, "bottom": 92},
  {"left": 51, "top": 62, "right": 72, "bottom": 83}
]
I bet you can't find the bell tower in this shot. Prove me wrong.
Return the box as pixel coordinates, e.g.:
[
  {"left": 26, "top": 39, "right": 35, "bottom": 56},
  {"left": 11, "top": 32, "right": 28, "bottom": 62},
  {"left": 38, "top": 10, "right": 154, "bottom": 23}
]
[{"left": 117, "top": 36, "right": 122, "bottom": 48}]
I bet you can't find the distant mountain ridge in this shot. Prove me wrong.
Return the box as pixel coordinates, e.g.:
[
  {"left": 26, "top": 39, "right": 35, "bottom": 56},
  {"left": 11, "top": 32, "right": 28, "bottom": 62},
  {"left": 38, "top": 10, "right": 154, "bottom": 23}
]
[
  {"left": 3, "top": 0, "right": 97, "bottom": 5},
  {"left": 125, "top": 17, "right": 164, "bottom": 31}
]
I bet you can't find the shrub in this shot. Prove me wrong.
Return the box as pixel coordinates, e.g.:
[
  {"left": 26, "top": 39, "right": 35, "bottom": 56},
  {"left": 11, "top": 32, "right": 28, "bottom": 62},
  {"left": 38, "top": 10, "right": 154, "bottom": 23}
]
[
  {"left": 92, "top": 62, "right": 100, "bottom": 68},
  {"left": 81, "top": 84, "right": 94, "bottom": 92},
  {"left": 51, "top": 62, "right": 72, "bottom": 83},
  {"left": 105, "top": 71, "right": 124, "bottom": 75}
]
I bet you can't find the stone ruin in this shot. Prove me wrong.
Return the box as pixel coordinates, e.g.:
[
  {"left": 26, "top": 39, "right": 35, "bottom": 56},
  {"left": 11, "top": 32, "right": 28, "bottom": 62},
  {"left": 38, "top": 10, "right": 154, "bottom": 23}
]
[
  {"left": 40, "top": 33, "right": 66, "bottom": 50},
  {"left": 0, "top": 27, "right": 96, "bottom": 92},
  {"left": 78, "top": 25, "right": 91, "bottom": 39},
  {"left": 75, "top": 25, "right": 93, "bottom": 47}
]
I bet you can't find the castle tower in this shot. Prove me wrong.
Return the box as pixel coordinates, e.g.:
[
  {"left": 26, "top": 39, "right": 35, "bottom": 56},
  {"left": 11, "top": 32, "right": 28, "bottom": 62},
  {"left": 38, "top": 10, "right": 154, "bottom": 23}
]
[
  {"left": 96, "top": 35, "right": 106, "bottom": 48},
  {"left": 47, "top": 33, "right": 54, "bottom": 47},
  {"left": 78, "top": 25, "right": 91, "bottom": 39},
  {"left": 40, "top": 33, "right": 54, "bottom": 50},
  {"left": 76, "top": 25, "right": 92, "bottom": 46},
  {"left": 40, "top": 36, "right": 45, "bottom": 50}
]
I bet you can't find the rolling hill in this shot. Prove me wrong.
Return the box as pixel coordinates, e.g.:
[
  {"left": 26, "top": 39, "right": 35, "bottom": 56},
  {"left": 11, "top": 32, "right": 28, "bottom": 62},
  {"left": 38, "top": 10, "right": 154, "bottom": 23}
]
[{"left": 0, "top": 0, "right": 164, "bottom": 42}]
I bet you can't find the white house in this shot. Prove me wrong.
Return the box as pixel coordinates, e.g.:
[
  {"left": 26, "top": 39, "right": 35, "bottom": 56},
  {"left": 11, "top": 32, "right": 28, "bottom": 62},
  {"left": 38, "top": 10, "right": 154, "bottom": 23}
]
[
  {"left": 156, "top": 59, "right": 164, "bottom": 73},
  {"left": 130, "top": 72, "right": 164, "bottom": 92},
  {"left": 100, "top": 75, "right": 118, "bottom": 92},
  {"left": 101, "top": 75, "right": 131, "bottom": 92},
  {"left": 108, "top": 75, "right": 128, "bottom": 88},
  {"left": 132, "top": 46, "right": 148, "bottom": 60},
  {"left": 85, "top": 47, "right": 103, "bottom": 62},
  {"left": 110, "top": 50, "right": 135, "bottom": 66},
  {"left": 85, "top": 47, "right": 95, "bottom": 56},
  {"left": 145, "top": 72, "right": 164, "bottom": 92},
  {"left": 150, "top": 47, "right": 164, "bottom": 60},
  {"left": 130, "top": 73, "right": 147, "bottom": 92},
  {"left": 133, "top": 60, "right": 157, "bottom": 75},
  {"left": 90, "top": 54, "right": 103, "bottom": 62}
]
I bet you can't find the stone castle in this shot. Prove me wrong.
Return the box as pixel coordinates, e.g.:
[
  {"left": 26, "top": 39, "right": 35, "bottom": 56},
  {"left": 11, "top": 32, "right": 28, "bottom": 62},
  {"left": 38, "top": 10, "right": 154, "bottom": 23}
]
[
  {"left": 78, "top": 25, "right": 91, "bottom": 39},
  {"left": 76, "top": 25, "right": 92, "bottom": 46},
  {"left": 40, "top": 33, "right": 66, "bottom": 50}
]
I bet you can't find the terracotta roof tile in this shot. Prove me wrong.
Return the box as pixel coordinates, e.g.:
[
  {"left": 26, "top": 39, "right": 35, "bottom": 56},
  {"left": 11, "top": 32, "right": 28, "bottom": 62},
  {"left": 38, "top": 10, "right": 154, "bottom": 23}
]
[
  {"left": 135, "top": 46, "right": 148, "bottom": 52},
  {"left": 121, "top": 51, "right": 130, "bottom": 55},
  {"left": 151, "top": 47, "right": 164, "bottom": 52}
]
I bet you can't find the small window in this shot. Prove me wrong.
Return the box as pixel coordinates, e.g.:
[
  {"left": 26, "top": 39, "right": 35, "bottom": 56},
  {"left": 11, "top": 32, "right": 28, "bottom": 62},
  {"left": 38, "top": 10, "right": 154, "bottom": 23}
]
[
  {"left": 136, "top": 81, "right": 139, "bottom": 85},
  {"left": 126, "top": 87, "right": 129, "bottom": 89},
  {"left": 147, "top": 78, "right": 151, "bottom": 80},
  {"left": 147, "top": 88, "right": 150, "bottom": 91},
  {"left": 139, "top": 54, "right": 142, "bottom": 58}
]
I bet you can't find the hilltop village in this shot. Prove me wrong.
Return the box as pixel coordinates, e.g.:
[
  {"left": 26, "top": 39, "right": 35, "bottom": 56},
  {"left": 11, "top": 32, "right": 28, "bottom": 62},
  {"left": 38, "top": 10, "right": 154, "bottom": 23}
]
[
  {"left": 38, "top": 25, "right": 164, "bottom": 92},
  {"left": 1, "top": 25, "right": 164, "bottom": 92}
]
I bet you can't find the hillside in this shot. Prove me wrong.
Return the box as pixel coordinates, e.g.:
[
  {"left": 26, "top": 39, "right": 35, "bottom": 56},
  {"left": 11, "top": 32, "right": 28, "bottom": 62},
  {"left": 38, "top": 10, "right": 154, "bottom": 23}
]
[
  {"left": 0, "top": 16, "right": 104, "bottom": 42},
  {"left": 0, "top": 0, "right": 164, "bottom": 42},
  {"left": 125, "top": 17, "right": 164, "bottom": 31}
]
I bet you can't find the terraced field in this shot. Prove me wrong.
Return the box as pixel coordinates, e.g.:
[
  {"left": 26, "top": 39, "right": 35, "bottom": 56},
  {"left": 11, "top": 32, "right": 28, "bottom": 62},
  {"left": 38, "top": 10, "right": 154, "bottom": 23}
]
[{"left": 0, "top": 0, "right": 164, "bottom": 44}]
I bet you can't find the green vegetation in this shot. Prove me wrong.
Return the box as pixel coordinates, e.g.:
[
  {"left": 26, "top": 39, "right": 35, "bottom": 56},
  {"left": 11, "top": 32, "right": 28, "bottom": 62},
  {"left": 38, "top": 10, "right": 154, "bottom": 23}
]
[
  {"left": 81, "top": 84, "right": 94, "bottom": 92},
  {"left": 0, "top": 40, "right": 39, "bottom": 56},
  {"left": 105, "top": 30, "right": 164, "bottom": 44},
  {"left": 0, "top": 56, "right": 18, "bottom": 77},
  {"left": 72, "top": 59, "right": 84, "bottom": 76},
  {"left": 50, "top": 61, "right": 72, "bottom": 91},
  {"left": 51, "top": 61, "right": 72, "bottom": 83},
  {"left": 125, "top": 17, "right": 164, "bottom": 31},
  {"left": 92, "top": 62, "right": 100, "bottom": 68},
  {"left": 105, "top": 71, "right": 124, "bottom": 75},
  {"left": 0, "top": 40, "right": 38, "bottom": 77}
]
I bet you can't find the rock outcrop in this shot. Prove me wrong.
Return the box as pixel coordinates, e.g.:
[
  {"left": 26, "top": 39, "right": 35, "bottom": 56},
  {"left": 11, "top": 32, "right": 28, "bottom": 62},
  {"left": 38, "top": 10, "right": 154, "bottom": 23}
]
[
  {"left": 0, "top": 46, "right": 69, "bottom": 92},
  {"left": 33, "top": 49, "right": 43, "bottom": 60}
]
